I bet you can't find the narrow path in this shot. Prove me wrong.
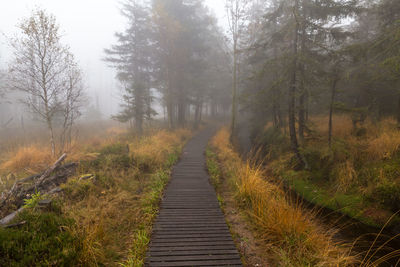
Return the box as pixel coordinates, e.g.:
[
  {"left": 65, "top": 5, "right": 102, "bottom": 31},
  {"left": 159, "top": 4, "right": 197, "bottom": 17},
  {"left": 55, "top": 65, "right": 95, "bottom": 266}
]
[{"left": 146, "top": 127, "right": 243, "bottom": 267}]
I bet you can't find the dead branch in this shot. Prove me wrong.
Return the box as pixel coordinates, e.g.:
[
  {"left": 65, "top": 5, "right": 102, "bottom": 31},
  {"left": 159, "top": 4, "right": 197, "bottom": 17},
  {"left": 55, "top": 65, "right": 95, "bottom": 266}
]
[{"left": 35, "top": 153, "right": 67, "bottom": 188}]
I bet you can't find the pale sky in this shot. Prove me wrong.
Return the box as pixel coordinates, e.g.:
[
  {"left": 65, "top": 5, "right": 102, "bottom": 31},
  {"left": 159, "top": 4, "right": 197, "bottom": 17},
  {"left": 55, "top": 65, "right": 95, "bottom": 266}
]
[{"left": 0, "top": 0, "right": 227, "bottom": 116}]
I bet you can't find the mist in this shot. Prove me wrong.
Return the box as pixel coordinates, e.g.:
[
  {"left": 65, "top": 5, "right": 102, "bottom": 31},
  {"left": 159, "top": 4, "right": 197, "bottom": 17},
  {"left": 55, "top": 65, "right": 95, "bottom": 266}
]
[
  {"left": 0, "top": 0, "right": 227, "bottom": 124},
  {"left": 2, "top": 0, "right": 400, "bottom": 266}
]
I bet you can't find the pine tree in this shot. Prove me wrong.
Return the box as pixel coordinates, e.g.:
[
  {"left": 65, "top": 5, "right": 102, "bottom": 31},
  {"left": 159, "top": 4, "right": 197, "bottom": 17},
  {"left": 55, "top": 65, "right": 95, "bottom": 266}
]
[{"left": 105, "top": 0, "right": 155, "bottom": 134}]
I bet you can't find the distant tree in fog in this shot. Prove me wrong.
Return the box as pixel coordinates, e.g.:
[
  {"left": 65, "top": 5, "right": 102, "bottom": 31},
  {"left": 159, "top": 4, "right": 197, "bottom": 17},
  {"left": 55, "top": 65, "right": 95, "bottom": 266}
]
[
  {"left": 104, "top": 0, "right": 156, "bottom": 135},
  {"left": 0, "top": 55, "right": 6, "bottom": 101},
  {"left": 225, "top": 0, "right": 249, "bottom": 138},
  {"left": 8, "top": 9, "right": 84, "bottom": 156},
  {"left": 0, "top": 69, "right": 5, "bottom": 100},
  {"left": 152, "top": 0, "right": 229, "bottom": 128},
  {"left": 106, "top": 0, "right": 232, "bottom": 131}
]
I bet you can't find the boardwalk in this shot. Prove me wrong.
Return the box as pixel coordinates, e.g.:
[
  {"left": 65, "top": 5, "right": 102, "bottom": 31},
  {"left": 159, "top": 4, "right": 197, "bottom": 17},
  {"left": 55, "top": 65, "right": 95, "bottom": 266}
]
[{"left": 146, "top": 128, "right": 243, "bottom": 267}]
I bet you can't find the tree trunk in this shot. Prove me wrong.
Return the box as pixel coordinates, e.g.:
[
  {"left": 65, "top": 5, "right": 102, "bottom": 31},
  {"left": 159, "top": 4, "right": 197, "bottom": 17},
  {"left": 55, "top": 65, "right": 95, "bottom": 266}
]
[
  {"left": 166, "top": 88, "right": 173, "bottom": 129},
  {"left": 299, "top": 91, "right": 305, "bottom": 143},
  {"left": 298, "top": 23, "right": 306, "bottom": 144},
  {"left": 199, "top": 102, "right": 203, "bottom": 122},
  {"left": 178, "top": 97, "right": 185, "bottom": 127},
  {"left": 273, "top": 101, "right": 278, "bottom": 128},
  {"left": 289, "top": 0, "right": 306, "bottom": 168},
  {"left": 231, "top": 37, "right": 238, "bottom": 140},
  {"left": 194, "top": 101, "right": 201, "bottom": 129},
  {"left": 328, "top": 77, "right": 338, "bottom": 147},
  {"left": 397, "top": 93, "right": 400, "bottom": 127},
  {"left": 134, "top": 86, "right": 144, "bottom": 135},
  {"left": 46, "top": 116, "right": 55, "bottom": 157},
  {"left": 136, "top": 114, "right": 143, "bottom": 135}
]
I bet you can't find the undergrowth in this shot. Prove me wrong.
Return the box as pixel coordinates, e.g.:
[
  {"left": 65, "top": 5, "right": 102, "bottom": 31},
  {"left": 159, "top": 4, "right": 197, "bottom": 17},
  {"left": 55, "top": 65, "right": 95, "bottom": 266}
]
[
  {"left": 0, "top": 128, "right": 191, "bottom": 266},
  {"left": 209, "top": 127, "right": 357, "bottom": 266},
  {"left": 259, "top": 116, "right": 400, "bottom": 227}
]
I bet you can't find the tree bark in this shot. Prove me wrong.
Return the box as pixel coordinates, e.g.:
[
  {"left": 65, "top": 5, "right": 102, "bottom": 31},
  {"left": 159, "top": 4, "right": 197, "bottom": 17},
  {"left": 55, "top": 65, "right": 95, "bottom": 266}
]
[
  {"left": 289, "top": 0, "right": 306, "bottom": 168},
  {"left": 177, "top": 92, "right": 186, "bottom": 127},
  {"left": 298, "top": 22, "right": 307, "bottom": 144},
  {"left": 328, "top": 77, "right": 338, "bottom": 147},
  {"left": 397, "top": 93, "right": 400, "bottom": 126},
  {"left": 231, "top": 36, "right": 238, "bottom": 140}
]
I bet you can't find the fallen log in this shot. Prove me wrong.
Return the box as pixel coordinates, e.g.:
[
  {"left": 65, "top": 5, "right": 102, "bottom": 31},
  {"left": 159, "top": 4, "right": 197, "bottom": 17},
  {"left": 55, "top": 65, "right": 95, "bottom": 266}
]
[
  {"left": 0, "top": 154, "right": 67, "bottom": 209},
  {"left": 13, "top": 163, "right": 77, "bottom": 207},
  {"left": 5, "top": 220, "right": 26, "bottom": 228},
  {"left": 0, "top": 157, "right": 77, "bottom": 218},
  {"left": 35, "top": 153, "right": 67, "bottom": 188},
  {"left": 48, "top": 187, "right": 62, "bottom": 194},
  {"left": 0, "top": 207, "right": 24, "bottom": 226}
]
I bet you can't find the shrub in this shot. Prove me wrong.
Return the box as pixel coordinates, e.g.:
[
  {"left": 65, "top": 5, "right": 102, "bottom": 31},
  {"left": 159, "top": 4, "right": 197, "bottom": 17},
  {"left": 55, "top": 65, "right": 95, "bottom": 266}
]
[
  {"left": 23, "top": 191, "right": 46, "bottom": 209},
  {"left": 255, "top": 127, "right": 290, "bottom": 159}
]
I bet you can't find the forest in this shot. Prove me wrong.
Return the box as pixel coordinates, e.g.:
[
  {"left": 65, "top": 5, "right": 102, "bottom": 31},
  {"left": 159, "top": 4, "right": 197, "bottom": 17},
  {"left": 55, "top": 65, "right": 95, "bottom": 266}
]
[{"left": 1, "top": 0, "right": 400, "bottom": 266}]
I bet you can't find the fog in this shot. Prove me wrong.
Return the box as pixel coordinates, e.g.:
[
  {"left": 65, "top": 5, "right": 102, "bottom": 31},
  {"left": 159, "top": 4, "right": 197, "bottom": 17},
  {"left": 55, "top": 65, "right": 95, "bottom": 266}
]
[
  {"left": 2, "top": 1, "right": 400, "bottom": 265},
  {"left": 0, "top": 0, "right": 226, "bottom": 118}
]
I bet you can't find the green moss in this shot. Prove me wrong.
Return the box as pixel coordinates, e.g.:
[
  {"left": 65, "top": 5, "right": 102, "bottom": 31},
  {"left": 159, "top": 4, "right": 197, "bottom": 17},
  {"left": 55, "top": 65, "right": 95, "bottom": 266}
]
[
  {"left": 285, "top": 175, "right": 379, "bottom": 227},
  {"left": 372, "top": 181, "right": 400, "bottom": 212},
  {"left": 0, "top": 210, "right": 82, "bottom": 267}
]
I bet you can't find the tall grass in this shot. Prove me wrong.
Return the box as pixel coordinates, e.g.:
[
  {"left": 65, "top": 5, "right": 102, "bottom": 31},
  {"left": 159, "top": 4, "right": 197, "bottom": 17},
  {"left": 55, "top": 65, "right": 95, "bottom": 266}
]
[
  {"left": 210, "top": 127, "right": 357, "bottom": 266},
  {"left": 0, "top": 126, "right": 191, "bottom": 266},
  {"left": 62, "top": 128, "right": 191, "bottom": 266},
  {"left": 0, "top": 145, "right": 53, "bottom": 174}
]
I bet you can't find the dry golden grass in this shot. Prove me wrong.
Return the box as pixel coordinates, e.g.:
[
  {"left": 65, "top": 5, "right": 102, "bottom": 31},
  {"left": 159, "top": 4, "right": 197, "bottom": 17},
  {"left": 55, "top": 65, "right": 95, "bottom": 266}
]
[
  {"left": 0, "top": 145, "right": 53, "bottom": 174},
  {"left": 60, "top": 127, "right": 192, "bottom": 266},
  {"left": 312, "top": 115, "right": 354, "bottom": 138},
  {"left": 335, "top": 160, "right": 358, "bottom": 192},
  {"left": 0, "top": 121, "right": 191, "bottom": 265},
  {"left": 311, "top": 115, "right": 400, "bottom": 161},
  {"left": 0, "top": 124, "right": 129, "bottom": 174},
  {"left": 211, "top": 127, "right": 357, "bottom": 266},
  {"left": 366, "top": 119, "right": 400, "bottom": 160},
  {"left": 130, "top": 129, "right": 191, "bottom": 169}
]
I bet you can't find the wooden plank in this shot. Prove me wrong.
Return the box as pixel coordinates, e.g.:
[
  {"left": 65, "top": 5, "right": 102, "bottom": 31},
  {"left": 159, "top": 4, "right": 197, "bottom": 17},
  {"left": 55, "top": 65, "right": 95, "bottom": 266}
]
[
  {"left": 150, "top": 241, "right": 235, "bottom": 247},
  {"left": 151, "top": 237, "right": 234, "bottom": 242},
  {"left": 153, "top": 230, "right": 231, "bottom": 235},
  {"left": 153, "top": 233, "right": 232, "bottom": 238},
  {"left": 148, "top": 245, "right": 238, "bottom": 252},
  {"left": 148, "top": 259, "right": 243, "bottom": 267},
  {"left": 148, "top": 249, "right": 239, "bottom": 257},
  {"left": 148, "top": 254, "right": 241, "bottom": 262}
]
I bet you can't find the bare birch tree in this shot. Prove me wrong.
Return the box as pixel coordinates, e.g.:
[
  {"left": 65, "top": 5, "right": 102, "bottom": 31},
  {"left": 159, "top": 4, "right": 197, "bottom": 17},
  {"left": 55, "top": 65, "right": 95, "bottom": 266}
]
[
  {"left": 225, "top": 0, "right": 249, "bottom": 138},
  {"left": 8, "top": 9, "right": 84, "bottom": 156}
]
